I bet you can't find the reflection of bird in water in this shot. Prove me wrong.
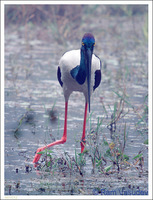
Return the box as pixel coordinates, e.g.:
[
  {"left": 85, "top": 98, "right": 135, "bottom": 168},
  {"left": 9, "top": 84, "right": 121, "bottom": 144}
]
[{"left": 33, "top": 33, "right": 101, "bottom": 163}]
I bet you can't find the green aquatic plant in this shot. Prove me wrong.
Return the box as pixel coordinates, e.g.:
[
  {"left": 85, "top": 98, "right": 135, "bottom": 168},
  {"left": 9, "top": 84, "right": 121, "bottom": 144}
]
[{"left": 14, "top": 106, "right": 35, "bottom": 135}]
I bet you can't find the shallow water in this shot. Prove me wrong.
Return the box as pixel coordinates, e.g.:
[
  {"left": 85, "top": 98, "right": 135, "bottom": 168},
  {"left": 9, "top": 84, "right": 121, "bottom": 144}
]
[{"left": 4, "top": 12, "right": 148, "bottom": 196}]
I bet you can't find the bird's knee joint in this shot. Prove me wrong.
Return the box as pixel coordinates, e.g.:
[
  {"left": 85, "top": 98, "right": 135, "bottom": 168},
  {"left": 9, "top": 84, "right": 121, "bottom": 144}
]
[{"left": 61, "top": 137, "right": 67, "bottom": 144}]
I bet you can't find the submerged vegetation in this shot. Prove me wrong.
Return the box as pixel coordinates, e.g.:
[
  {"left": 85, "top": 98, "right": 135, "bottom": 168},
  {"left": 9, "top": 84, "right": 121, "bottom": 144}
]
[{"left": 35, "top": 91, "right": 148, "bottom": 177}]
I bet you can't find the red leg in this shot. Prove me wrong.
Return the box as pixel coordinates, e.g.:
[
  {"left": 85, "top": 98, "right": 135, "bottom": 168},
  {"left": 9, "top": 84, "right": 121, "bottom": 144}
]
[
  {"left": 33, "top": 101, "right": 68, "bottom": 163},
  {"left": 80, "top": 102, "right": 88, "bottom": 153}
]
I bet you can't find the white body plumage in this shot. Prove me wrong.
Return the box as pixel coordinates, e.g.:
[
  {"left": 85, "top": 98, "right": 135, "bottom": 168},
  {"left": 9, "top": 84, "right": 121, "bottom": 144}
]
[{"left": 59, "top": 49, "right": 101, "bottom": 102}]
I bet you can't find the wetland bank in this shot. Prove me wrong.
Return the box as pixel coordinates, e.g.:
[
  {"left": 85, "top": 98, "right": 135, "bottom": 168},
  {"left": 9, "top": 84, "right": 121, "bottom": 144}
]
[{"left": 4, "top": 4, "right": 149, "bottom": 196}]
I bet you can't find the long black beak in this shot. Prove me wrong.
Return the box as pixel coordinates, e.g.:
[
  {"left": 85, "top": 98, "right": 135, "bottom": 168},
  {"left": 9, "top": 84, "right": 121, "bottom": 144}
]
[{"left": 86, "top": 48, "right": 92, "bottom": 113}]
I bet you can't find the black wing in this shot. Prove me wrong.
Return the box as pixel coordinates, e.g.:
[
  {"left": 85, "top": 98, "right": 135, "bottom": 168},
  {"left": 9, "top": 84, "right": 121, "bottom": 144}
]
[
  {"left": 57, "top": 66, "right": 63, "bottom": 87},
  {"left": 93, "top": 69, "right": 101, "bottom": 91},
  {"left": 93, "top": 55, "right": 102, "bottom": 91}
]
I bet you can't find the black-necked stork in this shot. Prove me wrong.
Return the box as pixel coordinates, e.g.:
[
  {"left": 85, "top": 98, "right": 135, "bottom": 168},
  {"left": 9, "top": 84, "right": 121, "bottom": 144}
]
[{"left": 33, "top": 33, "right": 101, "bottom": 163}]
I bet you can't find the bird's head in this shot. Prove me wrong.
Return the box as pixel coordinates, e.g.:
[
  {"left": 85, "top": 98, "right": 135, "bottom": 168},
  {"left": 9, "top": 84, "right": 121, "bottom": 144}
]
[
  {"left": 81, "top": 33, "right": 95, "bottom": 112},
  {"left": 81, "top": 33, "right": 95, "bottom": 50}
]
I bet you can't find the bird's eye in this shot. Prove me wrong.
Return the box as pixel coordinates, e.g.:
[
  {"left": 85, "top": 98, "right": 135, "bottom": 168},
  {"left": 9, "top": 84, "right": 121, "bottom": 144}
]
[{"left": 82, "top": 42, "right": 85, "bottom": 46}]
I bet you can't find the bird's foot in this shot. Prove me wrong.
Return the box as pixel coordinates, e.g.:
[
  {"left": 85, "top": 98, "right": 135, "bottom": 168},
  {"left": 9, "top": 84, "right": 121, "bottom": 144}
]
[{"left": 33, "top": 147, "right": 45, "bottom": 163}]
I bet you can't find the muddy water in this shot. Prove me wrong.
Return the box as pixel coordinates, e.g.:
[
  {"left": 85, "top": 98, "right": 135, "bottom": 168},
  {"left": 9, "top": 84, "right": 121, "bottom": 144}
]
[{"left": 4, "top": 14, "right": 148, "bottom": 195}]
